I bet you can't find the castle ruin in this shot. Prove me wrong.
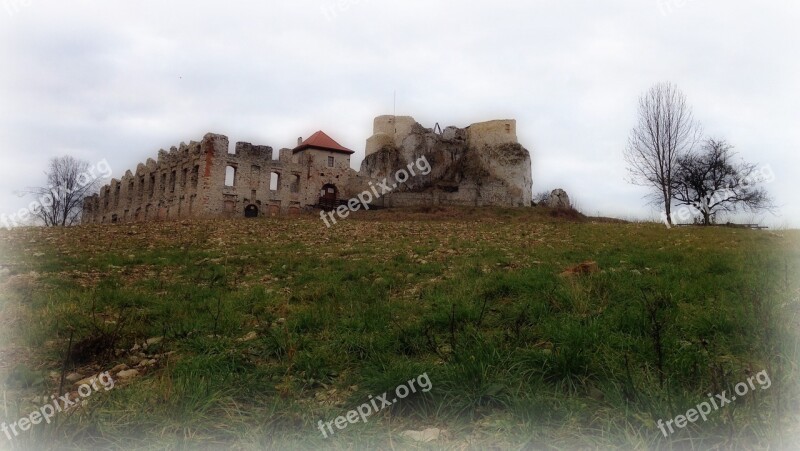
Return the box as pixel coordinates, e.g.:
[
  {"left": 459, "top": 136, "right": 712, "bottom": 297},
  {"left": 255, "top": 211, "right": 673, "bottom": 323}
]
[
  {"left": 361, "top": 116, "right": 532, "bottom": 208},
  {"left": 82, "top": 116, "right": 533, "bottom": 223}
]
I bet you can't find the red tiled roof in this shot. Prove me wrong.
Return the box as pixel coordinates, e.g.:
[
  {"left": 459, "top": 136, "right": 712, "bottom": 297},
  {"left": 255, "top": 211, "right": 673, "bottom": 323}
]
[{"left": 293, "top": 131, "right": 354, "bottom": 154}]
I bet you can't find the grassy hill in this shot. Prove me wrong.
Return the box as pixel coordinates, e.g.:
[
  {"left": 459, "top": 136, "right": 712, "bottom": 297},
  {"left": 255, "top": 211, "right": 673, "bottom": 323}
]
[{"left": 0, "top": 207, "right": 798, "bottom": 449}]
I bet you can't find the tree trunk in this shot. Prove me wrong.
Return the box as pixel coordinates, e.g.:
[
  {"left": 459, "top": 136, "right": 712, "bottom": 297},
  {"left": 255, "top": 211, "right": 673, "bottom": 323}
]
[{"left": 663, "top": 189, "right": 673, "bottom": 226}]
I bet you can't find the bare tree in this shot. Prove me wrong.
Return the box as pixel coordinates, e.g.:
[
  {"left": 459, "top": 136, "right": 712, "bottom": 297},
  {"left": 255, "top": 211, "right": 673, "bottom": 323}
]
[
  {"left": 25, "top": 156, "right": 101, "bottom": 227},
  {"left": 672, "top": 139, "right": 775, "bottom": 226},
  {"left": 533, "top": 190, "right": 551, "bottom": 206},
  {"left": 624, "top": 82, "right": 701, "bottom": 225}
]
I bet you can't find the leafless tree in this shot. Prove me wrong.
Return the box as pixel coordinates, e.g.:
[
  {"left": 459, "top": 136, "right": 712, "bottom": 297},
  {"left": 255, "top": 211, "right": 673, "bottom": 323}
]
[
  {"left": 624, "top": 82, "right": 701, "bottom": 225},
  {"left": 672, "top": 139, "right": 775, "bottom": 226},
  {"left": 25, "top": 156, "right": 101, "bottom": 227},
  {"left": 533, "top": 190, "right": 551, "bottom": 206}
]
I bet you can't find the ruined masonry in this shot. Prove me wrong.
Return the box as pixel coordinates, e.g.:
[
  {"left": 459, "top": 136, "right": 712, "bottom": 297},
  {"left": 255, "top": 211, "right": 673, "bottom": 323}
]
[
  {"left": 82, "top": 116, "right": 533, "bottom": 223},
  {"left": 361, "top": 116, "right": 532, "bottom": 208}
]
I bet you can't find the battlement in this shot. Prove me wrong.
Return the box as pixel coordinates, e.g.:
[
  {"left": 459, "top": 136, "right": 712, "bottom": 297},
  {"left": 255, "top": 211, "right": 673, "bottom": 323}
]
[
  {"left": 466, "top": 119, "right": 517, "bottom": 148},
  {"left": 81, "top": 116, "right": 532, "bottom": 225},
  {"left": 365, "top": 115, "right": 518, "bottom": 156},
  {"left": 82, "top": 131, "right": 359, "bottom": 224},
  {"left": 234, "top": 142, "right": 274, "bottom": 159},
  {"left": 365, "top": 115, "right": 417, "bottom": 157}
]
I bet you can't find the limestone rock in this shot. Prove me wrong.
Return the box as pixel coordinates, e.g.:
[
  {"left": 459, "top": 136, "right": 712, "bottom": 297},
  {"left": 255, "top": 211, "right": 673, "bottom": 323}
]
[
  {"left": 548, "top": 189, "right": 571, "bottom": 209},
  {"left": 360, "top": 116, "right": 532, "bottom": 208},
  {"left": 136, "top": 358, "right": 157, "bottom": 368},
  {"left": 74, "top": 375, "right": 98, "bottom": 387},
  {"left": 237, "top": 331, "right": 258, "bottom": 342},
  {"left": 117, "top": 369, "right": 139, "bottom": 380},
  {"left": 400, "top": 428, "right": 441, "bottom": 442},
  {"left": 65, "top": 372, "right": 83, "bottom": 383},
  {"left": 110, "top": 363, "right": 129, "bottom": 374}
]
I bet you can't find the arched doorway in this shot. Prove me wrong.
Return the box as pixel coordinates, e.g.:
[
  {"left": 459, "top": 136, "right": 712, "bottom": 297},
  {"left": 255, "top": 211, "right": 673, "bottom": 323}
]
[
  {"left": 319, "top": 184, "right": 338, "bottom": 210},
  {"left": 244, "top": 204, "right": 259, "bottom": 218}
]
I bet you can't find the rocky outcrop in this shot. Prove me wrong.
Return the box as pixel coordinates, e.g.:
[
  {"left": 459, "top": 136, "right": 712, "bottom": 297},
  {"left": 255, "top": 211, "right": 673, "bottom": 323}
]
[
  {"left": 548, "top": 189, "right": 571, "bottom": 209},
  {"left": 360, "top": 116, "right": 532, "bottom": 208}
]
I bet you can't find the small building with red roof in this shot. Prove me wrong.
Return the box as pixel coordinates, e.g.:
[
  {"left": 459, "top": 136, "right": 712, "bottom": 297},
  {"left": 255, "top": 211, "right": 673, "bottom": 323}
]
[
  {"left": 291, "top": 131, "right": 357, "bottom": 209},
  {"left": 293, "top": 131, "right": 355, "bottom": 155}
]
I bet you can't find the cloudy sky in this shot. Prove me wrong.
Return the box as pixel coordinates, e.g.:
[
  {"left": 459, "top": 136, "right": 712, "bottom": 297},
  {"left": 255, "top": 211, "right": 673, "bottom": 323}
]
[{"left": 1, "top": 0, "right": 797, "bottom": 227}]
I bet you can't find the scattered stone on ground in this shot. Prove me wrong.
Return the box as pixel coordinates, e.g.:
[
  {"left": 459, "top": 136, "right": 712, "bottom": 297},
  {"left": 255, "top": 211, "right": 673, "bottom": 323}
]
[
  {"left": 137, "top": 358, "right": 157, "bottom": 368},
  {"left": 65, "top": 372, "right": 83, "bottom": 383},
  {"left": 110, "top": 363, "right": 128, "bottom": 373},
  {"left": 74, "top": 375, "right": 100, "bottom": 387},
  {"left": 237, "top": 331, "right": 258, "bottom": 342},
  {"left": 400, "top": 428, "right": 442, "bottom": 443},
  {"left": 117, "top": 369, "right": 139, "bottom": 380}
]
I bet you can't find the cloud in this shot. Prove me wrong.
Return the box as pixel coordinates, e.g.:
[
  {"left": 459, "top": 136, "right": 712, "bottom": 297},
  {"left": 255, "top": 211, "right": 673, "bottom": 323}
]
[{"left": 0, "top": 0, "right": 797, "bottom": 226}]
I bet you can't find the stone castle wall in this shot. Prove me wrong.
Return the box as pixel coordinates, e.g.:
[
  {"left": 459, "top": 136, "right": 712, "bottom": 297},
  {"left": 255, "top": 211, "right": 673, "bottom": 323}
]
[
  {"left": 82, "top": 133, "right": 361, "bottom": 223},
  {"left": 83, "top": 115, "right": 534, "bottom": 223}
]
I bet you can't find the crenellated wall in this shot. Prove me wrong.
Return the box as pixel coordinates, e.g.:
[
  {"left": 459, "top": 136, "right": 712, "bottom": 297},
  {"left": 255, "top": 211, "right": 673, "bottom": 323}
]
[
  {"left": 83, "top": 138, "right": 212, "bottom": 224},
  {"left": 82, "top": 115, "right": 533, "bottom": 224},
  {"left": 82, "top": 133, "right": 361, "bottom": 223}
]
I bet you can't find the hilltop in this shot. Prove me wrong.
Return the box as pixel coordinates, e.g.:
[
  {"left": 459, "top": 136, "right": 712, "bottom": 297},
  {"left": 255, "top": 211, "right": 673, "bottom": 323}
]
[{"left": 0, "top": 208, "right": 798, "bottom": 449}]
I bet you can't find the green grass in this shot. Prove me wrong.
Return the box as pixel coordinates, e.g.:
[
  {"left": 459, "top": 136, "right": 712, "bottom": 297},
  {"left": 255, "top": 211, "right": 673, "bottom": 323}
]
[{"left": 0, "top": 207, "right": 798, "bottom": 449}]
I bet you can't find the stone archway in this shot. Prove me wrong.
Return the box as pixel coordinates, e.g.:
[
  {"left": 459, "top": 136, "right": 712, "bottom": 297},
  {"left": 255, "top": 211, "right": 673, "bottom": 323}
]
[
  {"left": 319, "top": 184, "right": 338, "bottom": 210},
  {"left": 244, "top": 204, "right": 259, "bottom": 218}
]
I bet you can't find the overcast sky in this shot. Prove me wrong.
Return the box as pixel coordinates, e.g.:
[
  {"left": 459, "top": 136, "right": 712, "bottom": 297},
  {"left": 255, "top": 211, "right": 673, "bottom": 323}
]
[{"left": 1, "top": 0, "right": 797, "bottom": 227}]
